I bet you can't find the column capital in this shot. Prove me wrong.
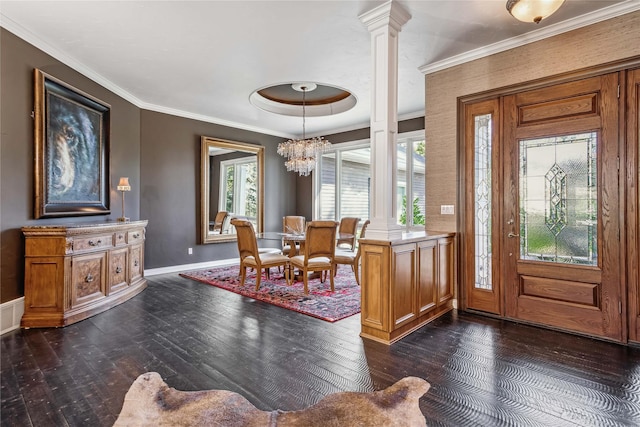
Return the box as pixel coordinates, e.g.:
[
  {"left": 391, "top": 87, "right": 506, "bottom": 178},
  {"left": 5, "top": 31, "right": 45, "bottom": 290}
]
[{"left": 359, "top": 1, "right": 411, "bottom": 33}]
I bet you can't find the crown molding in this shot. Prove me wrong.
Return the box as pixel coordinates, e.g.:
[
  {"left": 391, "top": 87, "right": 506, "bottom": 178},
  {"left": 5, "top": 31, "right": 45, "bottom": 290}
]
[
  {"left": 138, "top": 101, "right": 294, "bottom": 139},
  {"left": 0, "top": 12, "right": 292, "bottom": 139},
  {"left": 0, "top": 13, "right": 147, "bottom": 106},
  {"left": 419, "top": 1, "right": 640, "bottom": 75},
  {"left": 1, "top": 9, "right": 421, "bottom": 141}
]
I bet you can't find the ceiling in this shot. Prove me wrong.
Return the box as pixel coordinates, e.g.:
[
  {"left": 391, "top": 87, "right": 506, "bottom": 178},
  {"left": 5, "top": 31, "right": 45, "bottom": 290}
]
[{"left": 1, "top": 0, "right": 637, "bottom": 139}]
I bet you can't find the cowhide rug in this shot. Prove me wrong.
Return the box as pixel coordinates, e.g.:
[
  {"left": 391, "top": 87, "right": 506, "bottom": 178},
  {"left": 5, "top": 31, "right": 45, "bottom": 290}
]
[{"left": 114, "top": 372, "right": 430, "bottom": 426}]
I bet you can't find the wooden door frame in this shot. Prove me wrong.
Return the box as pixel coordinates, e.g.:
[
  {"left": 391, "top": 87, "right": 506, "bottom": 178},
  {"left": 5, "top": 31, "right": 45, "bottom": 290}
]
[
  {"left": 458, "top": 57, "right": 640, "bottom": 342},
  {"left": 627, "top": 68, "right": 640, "bottom": 343}
]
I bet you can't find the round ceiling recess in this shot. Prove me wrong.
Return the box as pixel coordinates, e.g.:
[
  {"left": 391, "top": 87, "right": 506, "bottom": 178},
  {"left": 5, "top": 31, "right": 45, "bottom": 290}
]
[{"left": 250, "top": 82, "right": 356, "bottom": 117}]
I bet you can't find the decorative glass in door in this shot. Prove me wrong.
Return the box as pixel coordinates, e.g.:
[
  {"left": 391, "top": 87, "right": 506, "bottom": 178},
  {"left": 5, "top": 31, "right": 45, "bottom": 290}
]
[
  {"left": 518, "top": 132, "right": 597, "bottom": 266},
  {"left": 474, "top": 114, "right": 493, "bottom": 290}
]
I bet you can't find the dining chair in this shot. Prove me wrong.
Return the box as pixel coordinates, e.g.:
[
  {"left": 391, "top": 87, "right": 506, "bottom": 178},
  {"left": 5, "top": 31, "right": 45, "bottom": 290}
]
[
  {"left": 336, "top": 217, "right": 360, "bottom": 251},
  {"left": 290, "top": 220, "right": 338, "bottom": 294},
  {"left": 220, "top": 214, "right": 232, "bottom": 234},
  {"left": 211, "top": 211, "right": 229, "bottom": 234},
  {"left": 334, "top": 219, "right": 370, "bottom": 285},
  {"left": 282, "top": 215, "right": 306, "bottom": 256},
  {"left": 231, "top": 219, "right": 290, "bottom": 291}
]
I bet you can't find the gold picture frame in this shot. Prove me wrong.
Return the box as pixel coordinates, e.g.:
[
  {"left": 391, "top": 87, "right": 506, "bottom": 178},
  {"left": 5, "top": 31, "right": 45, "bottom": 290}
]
[{"left": 34, "top": 69, "right": 111, "bottom": 218}]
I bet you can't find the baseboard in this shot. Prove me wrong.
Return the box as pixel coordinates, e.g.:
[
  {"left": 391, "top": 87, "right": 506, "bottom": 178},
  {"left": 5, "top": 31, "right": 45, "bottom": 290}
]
[
  {"left": 1, "top": 297, "right": 24, "bottom": 335},
  {"left": 145, "top": 258, "right": 238, "bottom": 277}
]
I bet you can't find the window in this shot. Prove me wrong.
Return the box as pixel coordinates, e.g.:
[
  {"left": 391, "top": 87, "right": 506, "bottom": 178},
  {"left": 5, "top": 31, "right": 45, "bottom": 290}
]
[
  {"left": 397, "top": 131, "right": 426, "bottom": 230},
  {"left": 316, "top": 140, "right": 370, "bottom": 222},
  {"left": 219, "top": 156, "right": 258, "bottom": 226},
  {"left": 315, "top": 131, "right": 425, "bottom": 232}
]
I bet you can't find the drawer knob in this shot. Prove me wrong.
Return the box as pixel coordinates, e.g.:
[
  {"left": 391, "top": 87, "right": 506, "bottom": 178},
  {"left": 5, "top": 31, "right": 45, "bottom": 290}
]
[
  {"left": 88, "top": 239, "right": 102, "bottom": 246},
  {"left": 132, "top": 233, "right": 140, "bottom": 239},
  {"left": 134, "top": 260, "right": 139, "bottom": 267},
  {"left": 85, "top": 274, "right": 94, "bottom": 283},
  {"left": 115, "top": 266, "right": 123, "bottom": 274}
]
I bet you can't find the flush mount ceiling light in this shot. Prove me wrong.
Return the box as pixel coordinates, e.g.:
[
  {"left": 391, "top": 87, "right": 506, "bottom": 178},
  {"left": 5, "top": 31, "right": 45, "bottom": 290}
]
[{"left": 506, "top": 0, "right": 565, "bottom": 24}]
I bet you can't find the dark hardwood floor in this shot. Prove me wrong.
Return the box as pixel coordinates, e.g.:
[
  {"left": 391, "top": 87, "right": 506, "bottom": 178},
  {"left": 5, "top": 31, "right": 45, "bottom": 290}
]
[{"left": 2, "top": 272, "right": 640, "bottom": 426}]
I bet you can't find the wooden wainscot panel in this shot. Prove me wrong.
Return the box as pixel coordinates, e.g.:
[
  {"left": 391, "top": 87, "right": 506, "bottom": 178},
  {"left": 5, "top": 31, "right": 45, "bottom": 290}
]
[
  {"left": 417, "top": 239, "right": 438, "bottom": 315},
  {"left": 519, "top": 94, "right": 598, "bottom": 125},
  {"left": 520, "top": 276, "right": 599, "bottom": 307},
  {"left": 438, "top": 236, "right": 455, "bottom": 305},
  {"left": 392, "top": 243, "right": 417, "bottom": 328},
  {"left": 360, "top": 232, "right": 456, "bottom": 345},
  {"left": 515, "top": 294, "right": 605, "bottom": 336},
  {"left": 360, "top": 242, "right": 388, "bottom": 336}
]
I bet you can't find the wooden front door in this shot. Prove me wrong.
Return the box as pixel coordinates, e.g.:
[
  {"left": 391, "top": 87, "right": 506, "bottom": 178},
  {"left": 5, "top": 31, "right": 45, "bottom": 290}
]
[{"left": 502, "top": 74, "right": 623, "bottom": 341}]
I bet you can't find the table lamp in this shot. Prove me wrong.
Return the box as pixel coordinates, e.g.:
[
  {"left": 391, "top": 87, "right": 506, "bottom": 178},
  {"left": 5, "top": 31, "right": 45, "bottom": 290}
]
[{"left": 117, "top": 177, "right": 131, "bottom": 222}]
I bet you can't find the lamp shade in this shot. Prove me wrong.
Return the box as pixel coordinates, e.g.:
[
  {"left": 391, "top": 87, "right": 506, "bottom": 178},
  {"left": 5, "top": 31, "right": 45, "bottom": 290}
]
[
  {"left": 506, "top": 0, "right": 565, "bottom": 24},
  {"left": 117, "top": 177, "right": 131, "bottom": 191}
]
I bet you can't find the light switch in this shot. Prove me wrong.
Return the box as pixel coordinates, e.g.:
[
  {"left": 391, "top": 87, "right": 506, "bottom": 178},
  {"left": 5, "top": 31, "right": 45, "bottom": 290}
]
[{"left": 440, "top": 205, "right": 455, "bottom": 215}]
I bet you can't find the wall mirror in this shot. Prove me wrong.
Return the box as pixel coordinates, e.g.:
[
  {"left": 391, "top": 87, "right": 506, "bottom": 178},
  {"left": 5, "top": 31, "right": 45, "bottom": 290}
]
[{"left": 201, "top": 136, "right": 264, "bottom": 244}]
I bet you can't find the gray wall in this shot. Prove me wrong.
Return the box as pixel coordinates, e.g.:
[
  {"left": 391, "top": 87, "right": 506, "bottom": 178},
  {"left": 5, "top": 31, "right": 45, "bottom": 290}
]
[
  {"left": 1, "top": 29, "right": 141, "bottom": 303},
  {"left": 0, "top": 29, "right": 297, "bottom": 302},
  {"left": 139, "top": 111, "right": 295, "bottom": 268}
]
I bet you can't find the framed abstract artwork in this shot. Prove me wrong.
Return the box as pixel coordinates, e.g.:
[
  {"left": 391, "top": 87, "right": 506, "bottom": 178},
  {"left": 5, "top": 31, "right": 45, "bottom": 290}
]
[{"left": 33, "top": 69, "right": 111, "bottom": 218}]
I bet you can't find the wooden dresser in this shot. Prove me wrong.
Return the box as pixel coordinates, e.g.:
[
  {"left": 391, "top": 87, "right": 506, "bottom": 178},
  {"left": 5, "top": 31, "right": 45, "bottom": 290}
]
[
  {"left": 21, "top": 220, "right": 148, "bottom": 328},
  {"left": 359, "top": 231, "right": 456, "bottom": 344}
]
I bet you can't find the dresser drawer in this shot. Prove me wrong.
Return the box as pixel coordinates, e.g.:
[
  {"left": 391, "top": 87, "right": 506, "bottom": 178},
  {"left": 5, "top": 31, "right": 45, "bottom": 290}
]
[
  {"left": 127, "top": 229, "right": 144, "bottom": 244},
  {"left": 71, "top": 252, "right": 107, "bottom": 308},
  {"left": 73, "top": 234, "right": 113, "bottom": 252},
  {"left": 114, "top": 231, "right": 127, "bottom": 246}
]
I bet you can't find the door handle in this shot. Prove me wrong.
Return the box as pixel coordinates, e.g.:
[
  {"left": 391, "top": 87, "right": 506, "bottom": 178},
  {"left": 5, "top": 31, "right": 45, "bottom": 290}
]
[{"left": 508, "top": 232, "right": 520, "bottom": 238}]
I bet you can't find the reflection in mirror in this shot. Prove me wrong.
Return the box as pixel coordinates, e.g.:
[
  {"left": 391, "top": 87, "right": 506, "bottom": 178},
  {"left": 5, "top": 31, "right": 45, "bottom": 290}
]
[{"left": 201, "top": 137, "right": 264, "bottom": 244}]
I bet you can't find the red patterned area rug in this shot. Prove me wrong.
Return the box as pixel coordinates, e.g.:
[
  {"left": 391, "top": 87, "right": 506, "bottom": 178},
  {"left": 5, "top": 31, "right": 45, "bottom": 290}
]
[{"left": 179, "top": 265, "right": 360, "bottom": 322}]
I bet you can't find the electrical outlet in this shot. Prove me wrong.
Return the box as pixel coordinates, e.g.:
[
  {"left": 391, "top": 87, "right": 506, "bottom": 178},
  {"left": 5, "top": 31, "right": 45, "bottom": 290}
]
[
  {"left": 440, "top": 205, "right": 455, "bottom": 215},
  {"left": 188, "top": 248, "right": 193, "bottom": 255}
]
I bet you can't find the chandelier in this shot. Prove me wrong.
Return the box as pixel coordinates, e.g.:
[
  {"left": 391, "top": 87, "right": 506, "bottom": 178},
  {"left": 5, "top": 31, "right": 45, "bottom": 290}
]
[{"left": 277, "top": 84, "right": 331, "bottom": 176}]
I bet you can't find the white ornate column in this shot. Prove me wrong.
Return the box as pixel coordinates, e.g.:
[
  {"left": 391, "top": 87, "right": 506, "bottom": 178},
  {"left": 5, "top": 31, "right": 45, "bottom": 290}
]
[{"left": 359, "top": 1, "right": 411, "bottom": 241}]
